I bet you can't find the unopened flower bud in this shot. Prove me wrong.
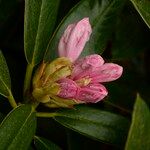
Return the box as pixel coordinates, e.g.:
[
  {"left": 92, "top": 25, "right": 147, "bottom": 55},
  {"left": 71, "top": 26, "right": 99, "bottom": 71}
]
[
  {"left": 71, "top": 54, "right": 104, "bottom": 80},
  {"left": 91, "top": 63, "right": 123, "bottom": 83},
  {"left": 76, "top": 84, "right": 108, "bottom": 103},
  {"left": 43, "top": 57, "right": 71, "bottom": 83},
  {"left": 58, "top": 18, "right": 92, "bottom": 62},
  {"left": 32, "top": 58, "right": 72, "bottom": 103},
  {"left": 57, "top": 78, "right": 78, "bottom": 99},
  {"left": 32, "top": 83, "right": 60, "bottom": 103}
]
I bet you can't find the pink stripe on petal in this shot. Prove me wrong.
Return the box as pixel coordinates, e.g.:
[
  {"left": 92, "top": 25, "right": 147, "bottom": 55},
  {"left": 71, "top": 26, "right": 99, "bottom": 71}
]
[
  {"left": 57, "top": 78, "right": 78, "bottom": 99},
  {"left": 72, "top": 54, "right": 104, "bottom": 80},
  {"left": 91, "top": 63, "right": 123, "bottom": 83},
  {"left": 58, "top": 18, "right": 92, "bottom": 62},
  {"left": 76, "top": 83, "right": 108, "bottom": 103},
  {"left": 58, "top": 24, "right": 76, "bottom": 57}
]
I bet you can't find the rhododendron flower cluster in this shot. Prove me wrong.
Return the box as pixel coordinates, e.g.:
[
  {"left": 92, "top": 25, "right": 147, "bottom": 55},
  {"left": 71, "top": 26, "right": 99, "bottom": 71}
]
[{"left": 32, "top": 18, "right": 123, "bottom": 107}]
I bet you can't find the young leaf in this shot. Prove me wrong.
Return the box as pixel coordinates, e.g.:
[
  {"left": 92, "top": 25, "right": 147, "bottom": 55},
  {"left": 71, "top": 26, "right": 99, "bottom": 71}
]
[
  {"left": 24, "top": 0, "right": 60, "bottom": 66},
  {"left": 55, "top": 105, "right": 130, "bottom": 146},
  {"left": 125, "top": 95, "right": 150, "bottom": 150},
  {"left": 130, "top": 0, "right": 150, "bottom": 29},
  {"left": 0, "top": 105, "right": 37, "bottom": 150},
  {"left": 34, "top": 136, "right": 61, "bottom": 150},
  {"left": 0, "top": 50, "right": 11, "bottom": 97},
  {"left": 44, "top": 0, "right": 125, "bottom": 61}
]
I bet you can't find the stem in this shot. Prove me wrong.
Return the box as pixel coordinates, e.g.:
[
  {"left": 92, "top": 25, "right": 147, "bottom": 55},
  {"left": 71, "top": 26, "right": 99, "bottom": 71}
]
[
  {"left": 31, "top": 101, "right": 40, "bottom": 112},
  {"left": 36, "top": 112, "right": 59, "bottom": 118},
  {"left": 104, "top": 101, "right": 131, "bottom": 114},
  {"left": 24, "top": 63, "right": 34, "bottom": 97},
  {"left": 7, "top": 92, "right": 17, "bottom": 108}
]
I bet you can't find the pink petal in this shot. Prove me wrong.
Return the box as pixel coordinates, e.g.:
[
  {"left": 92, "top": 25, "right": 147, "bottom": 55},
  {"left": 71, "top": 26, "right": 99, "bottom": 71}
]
[
  {"left": 76, "top": 83, "right": 108, "bottom": 103},
  {"left": 71, "top": 54, "right": 104, "bottom": 80},
  {"left": 91, "top": 63, "right": 123, "bottom": 83},
  {"left": 57, "top": 78, "right": 78, "bottom": 99},
  {"left": 58, "top": 24, "right": 76, "bottom": 57},
  {"left": 58, "top": 18, "right": 92, "bottom": 62}
]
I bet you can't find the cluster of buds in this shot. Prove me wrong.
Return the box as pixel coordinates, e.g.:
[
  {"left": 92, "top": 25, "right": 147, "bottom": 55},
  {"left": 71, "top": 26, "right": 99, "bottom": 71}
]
[{"left": 32, "top": 18, "right": 123, "bottom": 108}]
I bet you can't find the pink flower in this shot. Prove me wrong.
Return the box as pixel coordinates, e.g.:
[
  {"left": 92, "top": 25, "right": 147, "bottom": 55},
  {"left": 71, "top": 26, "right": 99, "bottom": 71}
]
[
  {"left": 58, "top": 18, "right": 92, "bottom": 62},
  {"left": 55, "top": 18, "right": 123, "bottom": 104},
  {"left": 71, "top": 54, "right": 104, "bottom": 80},
  {"left": 76, "top": 84, "right": 108, "bottom": 103},
  {"left": 90, "top": 63, "right": 123, "bottom": 83},
  {"left": 56, "top": 54, "right": 123, "bottom": 103},
  {"left": 57, "top": 78, "right": 78, "bottom": 99},
  {"left": 71, "top": 55, "right": 123, "bottom": 83}
]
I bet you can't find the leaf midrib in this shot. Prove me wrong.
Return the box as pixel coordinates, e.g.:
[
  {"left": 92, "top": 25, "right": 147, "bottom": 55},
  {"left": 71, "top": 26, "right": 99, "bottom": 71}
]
[
  {"left": 35, "top": 136, "right": 51, "bottom": 149},
  {"left": 30, "top": 1, "right": 43, "bottom": 66},
  {"left": 0, "top": 75, "right": 11, "bottom": 97},
  {"left": 7, "top": 111, "right": 33, "bottom": 149},
  {"left": 56, "top": 113, "right": 127, "bottom": 131}
]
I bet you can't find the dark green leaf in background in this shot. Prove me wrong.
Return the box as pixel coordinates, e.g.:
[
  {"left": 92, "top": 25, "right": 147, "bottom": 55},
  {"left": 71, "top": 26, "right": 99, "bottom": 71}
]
[
  {"left": 112, "top": 2, "right": 150, "bottom": 59},
  {"left": 24, "top": 0, "right": 41, "bottom": 64},
  {"left": 125, "top": 95, "right": 150, "bottom": 150},
  {"left": 130, "top": 0, "right": 150, "bottom": 29},
  {"left": 67, "top": 130, "right": 115, "bottom": 150},
  {"left": 0, "top": 105, "right": 37, "bottom": 150},
  {"left": 0, "top": 50, "right": 11, "bottom": 97},
  {"left": 34, "top": 136, "right": 61, "bottom": 150},
  {"left": 55, "top": 105, "right": 130, "bottom": 146},
  {"left": 44, "top": 0, "right": 125, "bottom": 61},
  {"left": 24, "top": 0, "right": 60, "bottom": 66}
]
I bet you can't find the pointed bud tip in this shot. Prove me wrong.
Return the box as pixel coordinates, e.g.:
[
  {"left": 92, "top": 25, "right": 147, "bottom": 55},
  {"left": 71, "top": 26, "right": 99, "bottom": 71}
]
[
  {"left": 58, "top": 17, "right": 92, "bottom": 62},
  {"left": 76, "top": 83, "right": 108, "bottom": 103}
]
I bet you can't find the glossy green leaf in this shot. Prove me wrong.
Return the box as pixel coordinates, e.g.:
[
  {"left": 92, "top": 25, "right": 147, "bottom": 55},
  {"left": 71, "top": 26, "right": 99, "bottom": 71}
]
[
  {"left": 34, "top": 136, "right": 61, "bottom": 150},
  {"left": 130, "top": 0, "right": 150, "bottom": 29},
  {"left": 0, "top": 105, "right": 37, "bottom": 150},
  {"left": 0, "top": 50, "right": 11, "bottom": 97},
  {"left": 44, "top": 0, "right": 125, "bottom": 61},
  {"left": 24, "top": 0, "right": 60, "bottom": 65},
  {"left": 125, "top": 95, "right": 150, "bottom": 150},
  {"left": 55, "top": 105, "right": 130, "bottom": 146}
]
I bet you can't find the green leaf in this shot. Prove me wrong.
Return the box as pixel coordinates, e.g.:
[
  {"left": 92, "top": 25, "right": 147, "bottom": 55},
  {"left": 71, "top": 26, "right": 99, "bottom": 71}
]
[
  {"left": 130, "top": 0, "right": 150, "bottom": 29},
  {"left": 55, "top": 105, "right": 130, "bottom": 146},
  {"left": 0, "top": 105, "right": 37, "bottom": 150},
  {"left": 34, "top": 136, "right": 61, "bottom": 150},
  {"left": 44, "top": 0, "right": 125, "bottom": 61},
  {"left": 125, "top": 95, "right": 150, "bottom": 150},
  {"left": 24, "top": 0, "right": 60, "bottom": 66},
  {"left": 0, "top": 50, "right": 11, "bottom": 97}
]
